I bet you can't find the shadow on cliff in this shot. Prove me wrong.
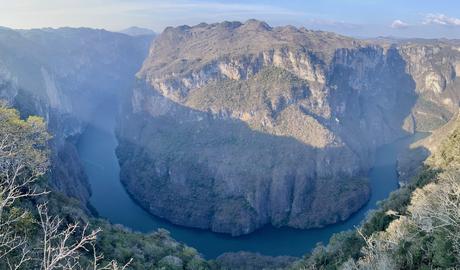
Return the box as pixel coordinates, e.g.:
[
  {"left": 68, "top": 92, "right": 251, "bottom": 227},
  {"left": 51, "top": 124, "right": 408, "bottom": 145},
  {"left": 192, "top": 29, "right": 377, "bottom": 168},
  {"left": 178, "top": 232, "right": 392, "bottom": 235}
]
[
  {"left": 114, "top": 45, "right": 432, "bottom": 236},
  {"left": 327, "top": 46, "right": 427, "bottom": 170},
  {"left": 115, "top": 79, "right": 373, "bottom": 236}
]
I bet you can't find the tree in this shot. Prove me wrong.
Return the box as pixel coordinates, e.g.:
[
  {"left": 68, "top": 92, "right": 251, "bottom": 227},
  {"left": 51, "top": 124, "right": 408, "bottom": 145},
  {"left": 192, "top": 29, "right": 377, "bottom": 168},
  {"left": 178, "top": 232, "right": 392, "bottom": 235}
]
[
  {"left": 408, "top": 170, "right": 460, "bottom": 266},
  {"left": 343, "top": 170, "right": 460, "bottom": 269},
  {"left": 0, "top": 104, "right": 131, "bottom": 270},
  {"left": 0, "top": 105, "right": 50, "bottom": 269},
  {"left": 37, "top": 204, "right": 132, "bottom": 270}
]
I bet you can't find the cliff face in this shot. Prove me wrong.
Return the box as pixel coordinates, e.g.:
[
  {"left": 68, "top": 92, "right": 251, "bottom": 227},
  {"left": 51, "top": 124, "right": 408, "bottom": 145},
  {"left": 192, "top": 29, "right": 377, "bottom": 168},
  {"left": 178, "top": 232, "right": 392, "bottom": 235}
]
[
  {"left": 398, "top": 42, "right": 460, "bottom": 132},
  {"left": 118, "top": 83, "right": 369, "bottom": 236},
  {"left": 117, "top": 20, "right": 459, "bottom": 235},
  {"left": 0, "top": 27, "right": 152, "bottom": 204},
  {"left": 394, "top": 41, "right": 460, "bottom": 182}
]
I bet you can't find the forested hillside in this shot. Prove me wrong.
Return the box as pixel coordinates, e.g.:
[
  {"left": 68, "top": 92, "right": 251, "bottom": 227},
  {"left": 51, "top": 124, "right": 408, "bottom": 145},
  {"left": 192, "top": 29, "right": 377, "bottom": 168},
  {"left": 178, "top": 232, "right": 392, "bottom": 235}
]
[{"left": 292, "top": 119, "right": 460, "bottom": 269}]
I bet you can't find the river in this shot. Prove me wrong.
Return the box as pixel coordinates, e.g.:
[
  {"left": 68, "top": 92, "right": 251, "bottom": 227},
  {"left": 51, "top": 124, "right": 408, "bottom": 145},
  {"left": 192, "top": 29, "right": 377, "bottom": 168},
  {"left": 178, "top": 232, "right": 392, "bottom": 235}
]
[{"left": 77, "top": 101, "right": 424, "bottom": 258}]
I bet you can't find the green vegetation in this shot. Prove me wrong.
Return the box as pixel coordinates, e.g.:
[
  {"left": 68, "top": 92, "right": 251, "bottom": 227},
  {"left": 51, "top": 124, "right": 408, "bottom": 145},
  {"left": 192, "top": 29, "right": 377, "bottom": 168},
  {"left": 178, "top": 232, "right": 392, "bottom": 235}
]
[
  {"left": 429, "top": 121, "right": 460, "bottom": 169},
  {"left": 412, "top": 98, "right": 453, "bottom": 132},
  {"left": 185, "top": 66, "right": 322, "bottom": 143},
  {"left": 0, "top": 104, "right": 210, "bottom": 270},
  {"left": 2, "top": 86, "right": 460, "bottom": 269},
  {"left": 292, "top": 120, "right": 460, "bottom": 269},
  {"left": 186, "top": 67, "right": 309, "bottom": 116}
]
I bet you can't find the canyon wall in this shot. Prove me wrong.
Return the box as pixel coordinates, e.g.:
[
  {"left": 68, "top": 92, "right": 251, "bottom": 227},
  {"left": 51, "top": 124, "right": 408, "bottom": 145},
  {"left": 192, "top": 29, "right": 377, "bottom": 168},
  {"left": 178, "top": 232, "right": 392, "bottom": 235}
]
[
  {"left": 117, "top": 20, "right": 460, "bottom": 235},
  {"left": 0, "top": 27, "right": 152, "bottom": 205}
]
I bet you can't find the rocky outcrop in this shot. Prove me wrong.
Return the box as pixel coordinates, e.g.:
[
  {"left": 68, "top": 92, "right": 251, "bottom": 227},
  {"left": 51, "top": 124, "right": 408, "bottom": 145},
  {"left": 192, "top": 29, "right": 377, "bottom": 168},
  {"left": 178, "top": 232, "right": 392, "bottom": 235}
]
[
  {"left": 0, "top": 27, "right": 152, "bottom": 205},
  {"left": 397, "top": 42, "right": 460, "bottom": 132},
  {"left": 115, "top": 20, "right": 460, "bottom": 235},
  {"left": 392, "top": 42, "right": 460, "bottom": 183}
]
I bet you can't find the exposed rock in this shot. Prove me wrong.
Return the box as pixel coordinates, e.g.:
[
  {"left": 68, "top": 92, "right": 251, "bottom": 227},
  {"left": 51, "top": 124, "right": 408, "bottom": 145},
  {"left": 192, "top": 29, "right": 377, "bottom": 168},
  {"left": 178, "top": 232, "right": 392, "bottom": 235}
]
[
  {"left": 119, "top": 84, "right": 371, "bottom": 235},
  {"left": 398, "top": 43, "right": 460, "bottom": 131},
  {"left": 424, "top": 72, "right": 445, "bottom": 94},
  {"left": 0, "top": 27, "right": 152, "bottom": 205},
  {"left": 115, "top": 20, "right": 460, "bottom": 235},
  {"left": 397, "top": 111, "right": 460, "bottom": 184}
]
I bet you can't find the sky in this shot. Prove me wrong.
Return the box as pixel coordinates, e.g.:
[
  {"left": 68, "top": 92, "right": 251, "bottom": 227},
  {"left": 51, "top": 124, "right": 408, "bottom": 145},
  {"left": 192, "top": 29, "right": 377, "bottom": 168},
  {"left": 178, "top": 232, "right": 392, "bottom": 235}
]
[{"left": 1, "top": 0, "right": 460, "bottom": 38}]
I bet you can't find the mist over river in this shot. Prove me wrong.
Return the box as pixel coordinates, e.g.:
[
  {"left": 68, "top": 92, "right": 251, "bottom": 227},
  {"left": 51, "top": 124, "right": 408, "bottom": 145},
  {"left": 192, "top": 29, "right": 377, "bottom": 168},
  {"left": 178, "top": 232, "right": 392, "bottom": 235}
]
[{"left": 77, "top": 101, "right": 425, "bottom": 258}]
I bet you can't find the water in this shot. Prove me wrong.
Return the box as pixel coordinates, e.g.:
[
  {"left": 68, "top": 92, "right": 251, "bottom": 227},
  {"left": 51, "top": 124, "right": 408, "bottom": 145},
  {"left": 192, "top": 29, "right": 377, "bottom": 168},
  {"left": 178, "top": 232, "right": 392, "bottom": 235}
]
[{"left": 77, "top": 101, "right": 424, "bottom": 258}]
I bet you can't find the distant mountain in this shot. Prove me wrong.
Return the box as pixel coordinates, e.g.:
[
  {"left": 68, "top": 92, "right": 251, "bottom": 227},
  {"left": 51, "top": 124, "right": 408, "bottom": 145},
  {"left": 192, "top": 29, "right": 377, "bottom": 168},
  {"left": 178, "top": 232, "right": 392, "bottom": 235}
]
[{"left": 119, "top": 26, "right": 156, "bottom": 36}]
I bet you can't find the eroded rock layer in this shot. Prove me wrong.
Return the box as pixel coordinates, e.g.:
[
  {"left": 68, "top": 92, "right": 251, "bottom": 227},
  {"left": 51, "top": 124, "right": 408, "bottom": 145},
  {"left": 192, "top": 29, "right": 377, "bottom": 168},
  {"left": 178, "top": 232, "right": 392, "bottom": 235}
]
[
  {"left": 0, "top": 27, "right": 152, "bottom": 205},
  {"left": 116, "top": 20, "right": 460, "bottom": 235}
]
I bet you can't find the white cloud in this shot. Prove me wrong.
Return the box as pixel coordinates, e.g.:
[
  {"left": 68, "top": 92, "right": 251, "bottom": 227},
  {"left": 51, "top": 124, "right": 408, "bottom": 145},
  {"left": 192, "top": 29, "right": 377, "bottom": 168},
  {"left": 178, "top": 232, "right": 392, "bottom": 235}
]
[
  {"left": 423, "top": 13, "right": 460, "bottom": 26},
  {"left": 391, "top": 19, "right": 409, "bottom": 29}
]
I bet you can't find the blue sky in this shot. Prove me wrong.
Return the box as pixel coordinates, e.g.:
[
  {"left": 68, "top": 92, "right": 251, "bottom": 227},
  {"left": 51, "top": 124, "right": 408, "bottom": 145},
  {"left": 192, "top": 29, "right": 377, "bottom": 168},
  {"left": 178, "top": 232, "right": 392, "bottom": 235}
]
[{"left": 1, "top": 0, "right": 460, "bottom": 38}]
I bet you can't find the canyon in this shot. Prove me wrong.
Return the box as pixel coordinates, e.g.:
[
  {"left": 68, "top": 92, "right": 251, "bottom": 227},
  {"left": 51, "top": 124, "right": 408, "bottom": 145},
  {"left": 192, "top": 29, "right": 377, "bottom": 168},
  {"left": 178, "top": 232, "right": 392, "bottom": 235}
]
[
  {"left": 0, "top": 19, "right": 459, "bottom": 243},
  {"left": 116, "top": 20, "right": 460, "bottom": 235},
  {"left": 0, "top": 26, "right": 153, "bottom": 208}
]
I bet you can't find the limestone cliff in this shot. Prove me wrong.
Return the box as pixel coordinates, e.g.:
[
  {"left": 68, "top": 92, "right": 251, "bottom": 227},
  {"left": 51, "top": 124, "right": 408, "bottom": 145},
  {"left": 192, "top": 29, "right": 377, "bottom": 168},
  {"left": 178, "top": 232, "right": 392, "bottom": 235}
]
[
  {"left": 0, "top": 27, "right": 152, "bottom": 204},
  {"left": 398, "top": 42, "right": 460, "bottom": 132},
  {"left": 116, "top": 20, "right": 459, "bottom": 235}
]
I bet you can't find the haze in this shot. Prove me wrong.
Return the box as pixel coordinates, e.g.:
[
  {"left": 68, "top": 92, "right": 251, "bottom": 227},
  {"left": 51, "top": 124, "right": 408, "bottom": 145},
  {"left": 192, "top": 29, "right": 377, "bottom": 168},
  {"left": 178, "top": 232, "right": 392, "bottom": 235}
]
[{"left": 1, "top": 0, "right": 460, "bottom": 38}]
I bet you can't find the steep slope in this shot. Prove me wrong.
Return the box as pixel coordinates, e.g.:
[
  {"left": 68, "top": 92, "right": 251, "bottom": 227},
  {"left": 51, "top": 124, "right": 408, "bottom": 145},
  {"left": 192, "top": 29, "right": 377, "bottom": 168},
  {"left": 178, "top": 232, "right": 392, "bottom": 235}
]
[
  {"left": 0, "top": 104, "right": 210, "bottom": 270},
  {"left": 117, "top": 20, "right": 459, "bottom": 235},
  {"left": 398, "top": 42, "right": 460, "bottom": 132},
  {"left": 0, "top": 27, "right": 152, "bottom": 204},
  {"left": 395, "top": 41, "right": 460, "bottom": 182},
  {"left": 289, "top": 113, "right": 460, "bottom": 270}
]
